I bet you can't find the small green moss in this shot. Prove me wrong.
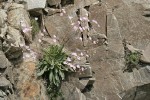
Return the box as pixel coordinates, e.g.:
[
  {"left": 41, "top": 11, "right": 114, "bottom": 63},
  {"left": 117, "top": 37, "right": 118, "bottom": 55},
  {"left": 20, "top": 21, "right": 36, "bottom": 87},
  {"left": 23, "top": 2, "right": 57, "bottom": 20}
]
[
  {"left": 125, "top": 51, "right": 141, "bottom": 72},
  {"left": 31, "top": 18, "right": 40, "bottom": 39}
]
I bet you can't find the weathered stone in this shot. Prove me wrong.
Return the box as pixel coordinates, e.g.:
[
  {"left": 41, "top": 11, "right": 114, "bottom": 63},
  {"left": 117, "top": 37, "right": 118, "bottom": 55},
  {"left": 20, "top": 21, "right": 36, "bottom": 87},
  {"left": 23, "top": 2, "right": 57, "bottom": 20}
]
[
  {"left": 0, "top": 51, "right": 11, "bottom": 69},
  {"left": 15, "top": 59, "right": 48, "bottom": 100},
  {"left": 25, "top": 0, "right": 46, "bottom": 10},
  {"left": 0, "top": 76, "right": 11, "bottom": 88},
  {"left": 44, "top": 8, "right": 61, "bottom": 16},
  {"left": 0, "top": 90, "right": 6, "bottom": 97},
  {"left": 0, "top": 9, "right": 7, "bottom": 28},
  {"left": 79, "top": 8, "right": 89, "bottom": 46},
  {"left": 89, "top": 4, "right": 107, "bottom": 35},
  {"left": 74, "top": 0, "right": 99, "bottom": 9},
  {"left": 0, "top": 24, "right": 7, "bottom": 38},
  {"left": 44, "top": 10, "right": 85, "bottom": 50},
  {"left": 8, "top": 3, "right": 32, "bottom": 42},
  {"left": 78, "top": 62, "right": 92, "bottom": 78},
  {"left": 126, "top": 44, "right": 141, "bottom": 53},
  {"left": 107, "top": 13, "right": 124, "bottom": 56},
  {"left": 7, "top": 26, "right": 25, "bottom": 47},
  {"left": 3, "top": 45, "right": 23, "bottom": 64},
  {"left": 140, "top": 44, "right": 150, "bottom": 63},
  {"left": 61, "top": 84, "right": 86, "bottom": 100},
  {"left": 47, "top": 0, "right": 61, "bottom": 6},
  {"left": 73, "top": 88, "right": 86, "bottom": 100}
]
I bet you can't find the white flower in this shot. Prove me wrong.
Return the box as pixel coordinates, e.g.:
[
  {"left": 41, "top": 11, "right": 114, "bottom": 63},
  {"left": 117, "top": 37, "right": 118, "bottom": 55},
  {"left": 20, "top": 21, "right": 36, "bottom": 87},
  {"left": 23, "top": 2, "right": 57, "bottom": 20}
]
[
  {"left": 66, "top": 57, "right": 72, "bottom": 62},
  {"left": 89, "top": 37, "right": 92, "bottom": 40},
  {"left": 77, "top": 56, "right": 81, "bottom": 60},
  {"left": 62, "top": 9, "right": 66, "bottom": 13},
  {"left": 71, "top": 52, "right": 77, "bottom": 56},
  {"left": 40, "top": 33, "right": 44, "bottom": 36},
  {"left": 43, "top": 29, "right": 46, "bottom": 33},
  {"left": 35, "top": 17, "right": 38, "bottom": 20},
  {"left": 38, "top": 39, "right": 42, "bottom": 43},
  {"left": 19, "top": 43, "right": 25, "bottom": 47},
  {"left": 68, "top": 16, "right": 73, "bottom": 19},
  {"left": 92, "top": 20, "right": 98, "bottom": 24},
  {"left": 79, "top": 37, "right": 82, "bottom": 41},
  {"left": 86, "top": 54, "right": 89, "bottom": 57},
  {"left": 80, "top": 52, "right": 84, "bottom": 56},
  {"left": 81, "top": 67, "right": 85, "bottom": 71},
  {"left": 76, "top": 64, "right": 80, "bottom": 68},
  {"left": 93, "top": 41, "right": 97, "bottom": 44},
  {"left": 53, "top": 35, "right": 57, "bottom": 38},
  {"left": 63, "top": 61, "right": 68, "bottom": 65}
]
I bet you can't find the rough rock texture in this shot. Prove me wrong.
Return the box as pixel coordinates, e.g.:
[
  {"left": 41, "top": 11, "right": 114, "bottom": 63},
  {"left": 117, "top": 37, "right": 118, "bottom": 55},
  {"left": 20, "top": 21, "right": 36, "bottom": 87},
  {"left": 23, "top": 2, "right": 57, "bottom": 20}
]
[
  {"left": 7, "top": 3, "right": 32, "bottom": 42},
  {"left": 0, "top": 0, "right": 150, "bottom": 100},
  {"left": 14, "top": 59, "right": 48, "bottom": 100},
  {"left": 0, "top": 51, "right": 11, "bottom": 69},
  {"left": 25, "top": 0, "right": 46, "bottom": 10}
]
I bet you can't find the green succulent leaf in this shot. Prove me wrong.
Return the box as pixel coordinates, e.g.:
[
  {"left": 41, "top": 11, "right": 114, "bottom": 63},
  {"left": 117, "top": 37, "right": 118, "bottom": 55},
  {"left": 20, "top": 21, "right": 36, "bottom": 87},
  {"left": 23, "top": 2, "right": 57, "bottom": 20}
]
[{"left": 37, "top": 65, "right": 47, "bottom": 76}]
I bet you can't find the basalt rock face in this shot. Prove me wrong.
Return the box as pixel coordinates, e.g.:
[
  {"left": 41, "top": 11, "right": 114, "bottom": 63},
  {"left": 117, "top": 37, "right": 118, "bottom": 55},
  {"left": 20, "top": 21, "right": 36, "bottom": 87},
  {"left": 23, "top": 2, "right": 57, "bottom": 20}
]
[{"left": 0, "top": 0, "right": 150, "bottom": 100}]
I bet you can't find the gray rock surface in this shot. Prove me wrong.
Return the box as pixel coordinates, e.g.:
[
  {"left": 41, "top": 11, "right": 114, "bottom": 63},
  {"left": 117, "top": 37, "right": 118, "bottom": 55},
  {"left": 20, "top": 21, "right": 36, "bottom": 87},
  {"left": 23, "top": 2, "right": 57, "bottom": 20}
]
[
  {"left": 7, "top": 26, "right": 25, "bottom": 47},
  {"left": 0, "top": 76, "right": 10, "bottom": 88},
  {"left": 0, "top": 9, "right": 7, "bottom": 28},
  {"left": 0, "top": 51, "right": 11, "bottom": 69},
  {"left": 25, "top": 0, "right": 46, "bottom": 10},
  {"left": 47, "top": 0, "right": 61, "bottom": 6},
  {"left": 7, "top": 3, "right": 32, "bottom": 42},
  {"left": 140, "top": 43, "right": 150, "bottom": 63}
]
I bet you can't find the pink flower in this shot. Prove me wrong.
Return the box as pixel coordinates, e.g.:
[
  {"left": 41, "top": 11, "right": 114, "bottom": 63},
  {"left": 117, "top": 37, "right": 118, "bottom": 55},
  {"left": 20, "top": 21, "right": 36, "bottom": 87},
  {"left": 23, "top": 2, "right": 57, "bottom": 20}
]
[
  {"left": 60, "top": 13, "right": 63, "bottom": 16},
  {"left": 82, "top": 17, "right": 89, "bottom": 21},
  {"left": 77, "top": 21, "right": 80, "bottom": 25},
  {"left": 79, "top": 17, "right": 83, "bottom": 21},
  {"left": 79, "top": 27, "right": 83, "bottom": 32},
  {"left": 43, "top": 29, "right": 46, "bottom": 33},
  {"left": 73, "top": 26, "right": 78, "bottom": 31},
  {"left": 22, "top": 27, "right": 32, "bottom": 33},
  {"left": 53, "top": 39, "right": 57, "bottom": 43}
]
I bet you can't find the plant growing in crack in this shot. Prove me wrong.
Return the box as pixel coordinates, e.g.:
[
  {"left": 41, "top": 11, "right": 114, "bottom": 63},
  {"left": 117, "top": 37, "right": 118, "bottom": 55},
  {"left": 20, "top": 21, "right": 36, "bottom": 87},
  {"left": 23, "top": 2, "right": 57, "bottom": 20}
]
[
  {"left": 124, "top": 51, "right": 141, "bottom": 72},
  {"left": 31, "top": 17, "right": 40, "bottom": 39},
  {"left": 37, "top": 45, "right": 71, "bottom": 99}
]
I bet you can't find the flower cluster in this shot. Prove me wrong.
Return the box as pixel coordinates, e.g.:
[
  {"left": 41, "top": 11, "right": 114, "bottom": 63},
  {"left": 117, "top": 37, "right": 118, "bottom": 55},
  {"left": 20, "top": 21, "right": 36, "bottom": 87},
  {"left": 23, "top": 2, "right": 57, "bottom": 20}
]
[
  {"left": 63, "top": 51, "right": 89, "bottom": 72},
  {"left": 20, "top": 20, "right": 32, "bottom": 34}
]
